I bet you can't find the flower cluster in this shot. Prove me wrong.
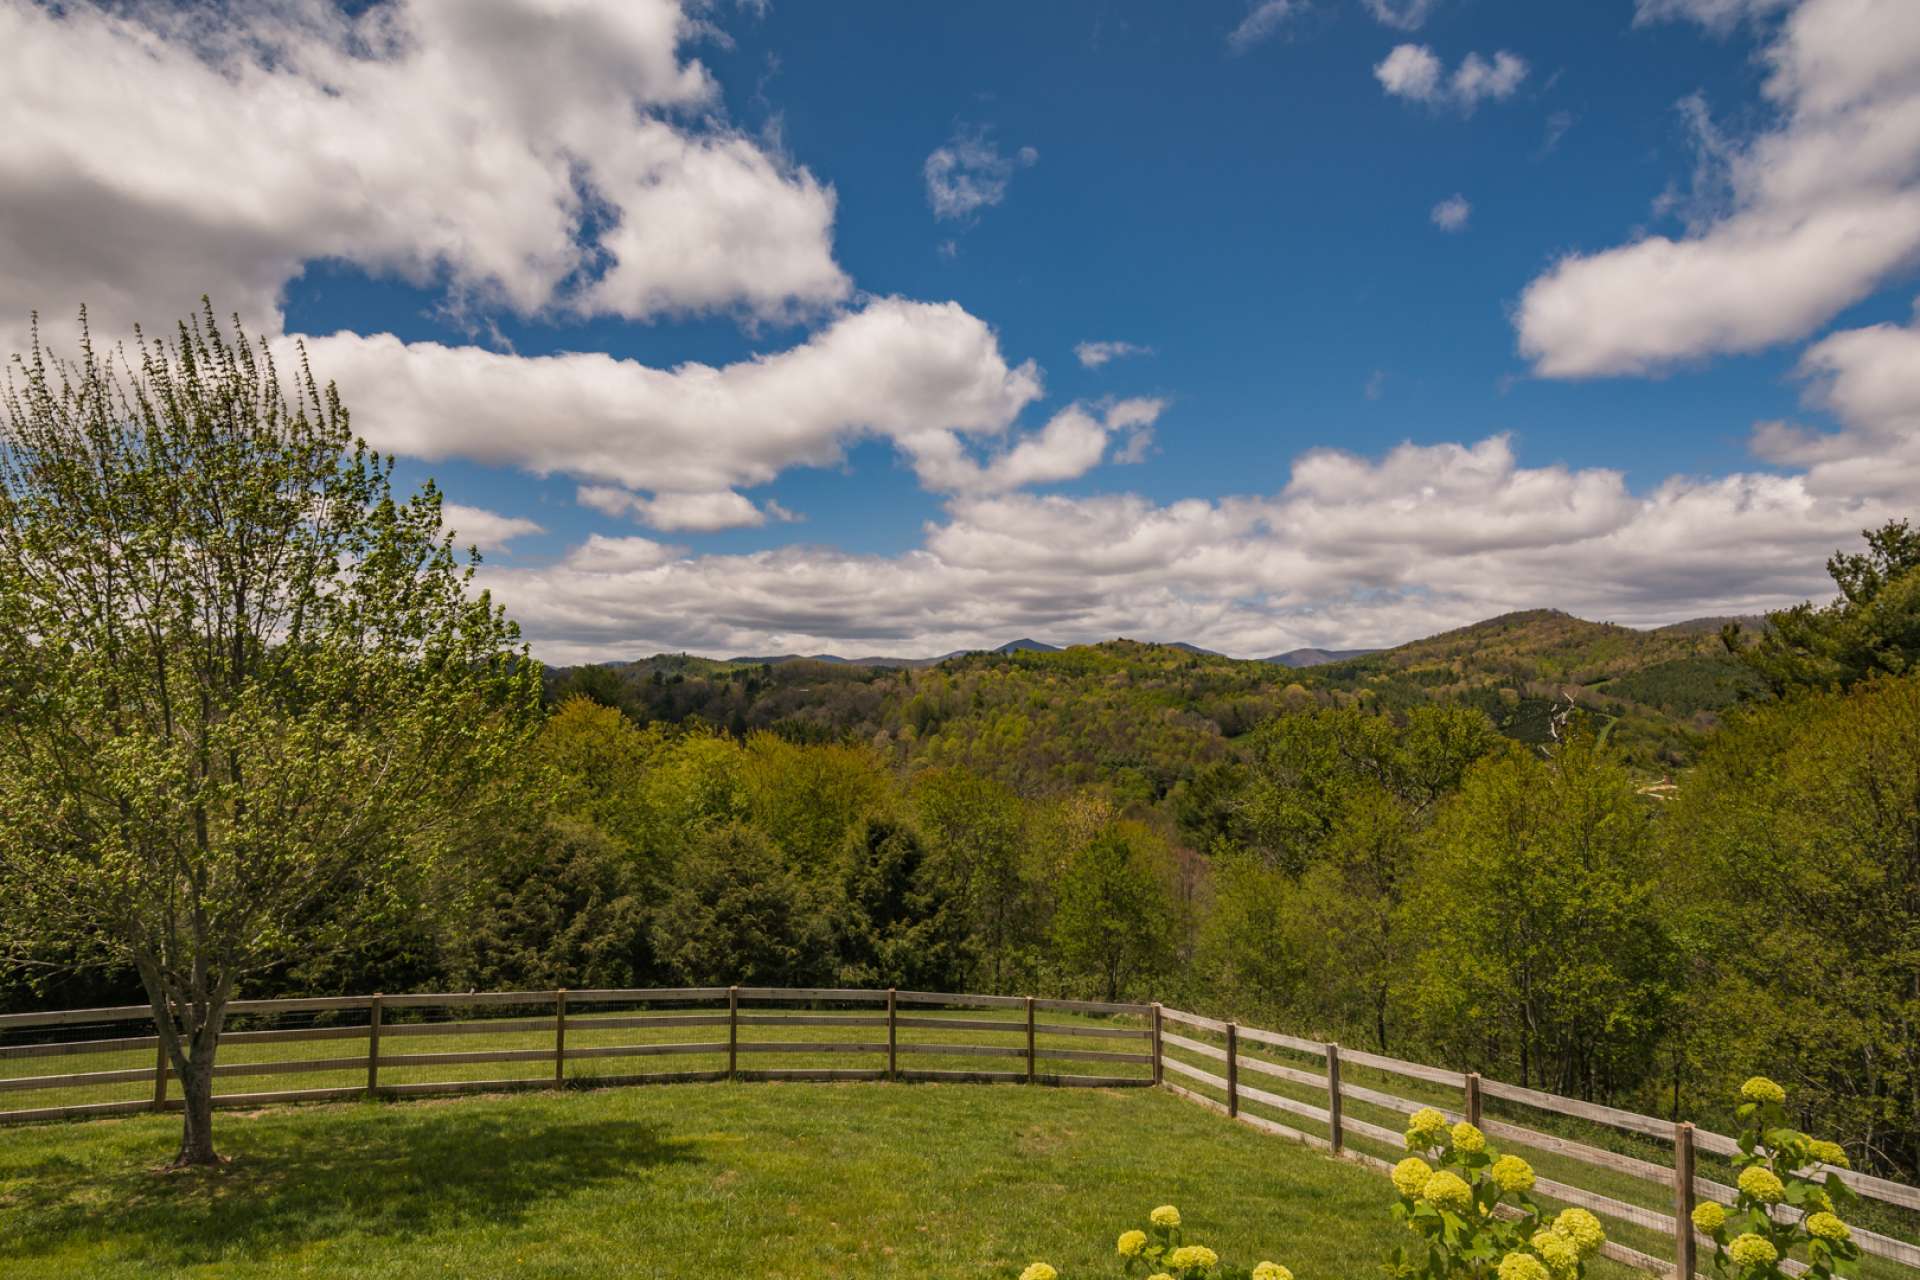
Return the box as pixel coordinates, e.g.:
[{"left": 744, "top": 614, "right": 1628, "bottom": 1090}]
[
  {"left": 1383, "top": 1102, "right": 1591, "bottom": 1280},
  {"left": 1090, "top": 1201, "right": 1294, "bottom": 1280},
  {"left": 1697, "top": 1078, "right": 1861, "bottom": 1280}
]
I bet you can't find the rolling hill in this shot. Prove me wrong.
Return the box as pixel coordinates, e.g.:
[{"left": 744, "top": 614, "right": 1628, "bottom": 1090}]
[{"left": 544, "top": 607, "right": 1767, "bottom": 789}]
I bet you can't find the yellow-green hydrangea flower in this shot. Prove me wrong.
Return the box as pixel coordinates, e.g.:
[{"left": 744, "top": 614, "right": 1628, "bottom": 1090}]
[
  {"left": 1150, "top": 1275, "right": 1175, "bottom": 1280},
  {"left": 1808, "top": 1140, "right": 1849, "bottom": 1169},
  {"left": 1738, "top": 1165, "right": 1786, "bottom": 1204},
  {"left": 1019, "top": 1265, "right": 1058, "bottom": 1280},
  {"left": 1152, "top": 1204, "right": 1183, "bottom": 1229},
  {"left": 1740, "top": 1077, "right": 1786, "bottom": 1105},
  {"left": 1167, "top": 1244, "right": 1219, "bottom": 1271},
  {"left": 1805, "top": 1213, "right": 1851, "bottom": 1243},
  {"left": 1392, "top": 1156, "right": 1435, "bottom": 1198},
  {"left": 1692, "top": 1202, "right": 1728, "bottom": 1233},
  {"left": 1252, "top": 1263, "right": 1293, "bottom": 1280},
  {"left": 1452, "top": 1121, "right": 1487, "bottom": 1153},
  {"left": 1423, "top": 1171, "right": 1474, "bottom": 1213},
  {"left": 1491, "top": 1155, "right": 1536, "bottom": 1193},
  {"left": 1554, "top": 1208, "right": 1606, "bottom": 1258},
  {"left": 1497, "top": 1252, "right": 1551, "bottom": 1280},
  {"left": 1119, "top": 1229, "right": 1149, "bottom": 1258},
  {"left": 1408, "top": 1107, "right": 1449, "bottom": 1142},
  {"left": 1728, "top": 1234, "right": 1778, "bottom": 1267},
  {"left": 1804, "top": 1189, "right": 1833, "bottom": 1214},
  {"left": 1531, "top": 1229, "right": 1580, "bottom": 1278}
]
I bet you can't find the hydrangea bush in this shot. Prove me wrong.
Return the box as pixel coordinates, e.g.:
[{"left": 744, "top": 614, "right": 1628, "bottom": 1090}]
[
  {"left": 1692, "top": 1078, "right": 1861, "bottom": 1280},
  {"left": 1383, "top": 1107, "right": 1606, "bottom": 1280},
  {"left": 1016, "top": 1203, "right": 1295, "bottom": 1279}
]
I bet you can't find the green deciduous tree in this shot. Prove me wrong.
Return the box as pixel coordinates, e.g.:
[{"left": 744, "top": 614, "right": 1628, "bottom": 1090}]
[
  {"left": 0, "top": 306, "right": 537, "bottom": 1165},
  {"left": 1410, "top": 737, "right": 1676, "bottom": 1098},
  {"left": 1050, "top": 824, "right": 1175, "bottom": 1002},
  {"left": 914, "top": 767, "right": 1034, "bottom": 992}
]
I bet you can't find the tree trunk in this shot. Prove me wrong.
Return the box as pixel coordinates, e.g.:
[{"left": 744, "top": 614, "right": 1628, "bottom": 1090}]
[{"left": 172, "top": 1056, "right": 219, "bottom": 1167}]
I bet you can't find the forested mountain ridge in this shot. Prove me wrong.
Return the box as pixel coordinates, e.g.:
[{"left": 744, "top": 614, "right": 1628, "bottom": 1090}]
[{"left": 545, "top": 608, "right": 1762, "bottom": 784}]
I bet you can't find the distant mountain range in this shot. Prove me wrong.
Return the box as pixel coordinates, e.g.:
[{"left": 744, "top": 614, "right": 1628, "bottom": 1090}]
[
  {"left": 724, "top": 638, "right": 1062, "bottom": 669},
  {"left": 689, "top": 614, "right": 1764, "bottom": 673},
  {"left": 1262, "top": 647, "right": 1384, "bottom": 668}
]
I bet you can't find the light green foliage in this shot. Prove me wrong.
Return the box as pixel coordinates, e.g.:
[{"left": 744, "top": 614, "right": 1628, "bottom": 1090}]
[
  {"left": 533, "top": 695, "right": 671, "bottom": 858},
  {"left": 1048, "top": 816, "right": 1177, "bottom": 1001},
  {"left": 1215, "top": 705, "right": 1496, "bottom": 1050},
  {"left": 1410, "top": 737, "right": 1676, "bottom": 1095},
  {"left": 741, "top": 731, "right": 892, "bottom": 871},
  {"left": 914, "top": 767, "right": 1036, "bottom": 991},
  {"left": 0, "top": 306, "right": 537, "bottom": 1163},
  {"left": 1695, "top": 1079, "right": 1862, "bottom": 1280}
]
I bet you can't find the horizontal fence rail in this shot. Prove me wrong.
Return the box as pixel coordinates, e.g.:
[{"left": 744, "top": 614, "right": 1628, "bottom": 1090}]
[
  {"left": 0, "top": 987, "right": 1155, "bottom": 1125},
  {"left": 1150, "top": 1006, "right": 1920, "bottom": 1280}
]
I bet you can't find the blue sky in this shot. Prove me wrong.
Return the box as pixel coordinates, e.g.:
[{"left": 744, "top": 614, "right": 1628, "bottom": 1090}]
[{"left": 4, "top": 0, "right": 1917, "bottom": 659}]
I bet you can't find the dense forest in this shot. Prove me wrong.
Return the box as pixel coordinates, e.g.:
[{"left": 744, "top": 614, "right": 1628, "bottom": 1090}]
[{"left": 7, "top": 506, "right": 1918, "bottom": 1182}]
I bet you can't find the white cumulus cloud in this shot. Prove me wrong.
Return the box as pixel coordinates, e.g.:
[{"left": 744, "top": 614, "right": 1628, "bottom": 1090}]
[
  {"left": 1517, "top": 0, "right": 1920, "bottom": 377},
  {"left": 293, "top": 297, "right": 1047, "bottom": 503},
  {"left": 440, "top": 504, "right": 544, "bottom": 554},
  {"left": 0, "top": 0, "right": 848, "bottom": 353},
  {"left": 475, "top": 428, "right": 1903, "bottom": 664}
]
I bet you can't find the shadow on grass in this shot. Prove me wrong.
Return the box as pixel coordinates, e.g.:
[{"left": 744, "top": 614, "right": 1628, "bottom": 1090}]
[{"left": 1, "top": 1102, "right": 697, "bottom": 1268}]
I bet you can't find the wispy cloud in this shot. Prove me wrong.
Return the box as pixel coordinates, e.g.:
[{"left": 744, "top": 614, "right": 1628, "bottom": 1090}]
[
  {"left": 1361, "top": 0, "right": 1441, "bottom": 31},
  {"left": 924, "top": 127, "right": 1039, "bottom": 220},
  {"left": 1075, "top": 340, "right": 1155, "bottom": 368},
  {"left": 1227, "top": 1, "right": 1300, "bottom": 53},
  {"left": 1376, "top": 44, "right": 1528, "bottom": 113},
  {"left": 1431, "top": 194, "right": 1471, "bottom": 231}
]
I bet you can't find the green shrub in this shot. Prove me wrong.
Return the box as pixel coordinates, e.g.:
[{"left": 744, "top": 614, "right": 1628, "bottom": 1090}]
[
  {"left": 1383, "top": 1108, "right": 1605, "bottom": 1280},
  {"left": 1694, "top": 1078, "right": 1862, "bottom": 1280}
]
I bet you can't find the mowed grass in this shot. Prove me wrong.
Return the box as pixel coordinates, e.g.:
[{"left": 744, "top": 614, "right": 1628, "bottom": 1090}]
[{"left": 1, "top": 1080, "right": 1403, "bottom": 1279}]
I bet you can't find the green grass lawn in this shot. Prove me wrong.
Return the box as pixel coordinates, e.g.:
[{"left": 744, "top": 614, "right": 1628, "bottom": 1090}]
[{"left": 0, "top": 1080, "right": 1410, "bottom": 1279}]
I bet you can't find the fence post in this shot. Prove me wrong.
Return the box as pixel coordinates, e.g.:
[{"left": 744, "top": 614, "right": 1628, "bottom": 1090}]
[
  {"left": 1025, "top": 996, "right": 1037, "bottom": 1084},
  {"left": 152, "top": 1029, "right": 168, "bottom": 1112},
  {"left": 728, "top": 985, "right": 739, "bottom": 1081},
  {"left": 1326, "top": 1042, "right": 1343, "bottom": 1152},
  {"left": 1674, "top": 1122, "right": 1698, "bottom": 1280},
  {"left": 1466, "top": 1071, "right": 1482, "bottom": 1127},
  {"left": 366, "top": 993, "right": 383, "bottom": 1097},
  {"left": 1226, "top": 1021, "right": 1240, "bottom": 1118},
  {"left": 886, "top": 987, "right": 898, "bottom": 1080},
  {"left": 1151, "top": 1003, "right": 1164, "bottom": 1086},
  {"left": 554, "top": 989, "right": 567, "bottom": 1089}
]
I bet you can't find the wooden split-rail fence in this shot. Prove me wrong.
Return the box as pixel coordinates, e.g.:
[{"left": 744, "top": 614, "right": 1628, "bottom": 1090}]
[
  {"left": 2, "top": 989, "right": 1916, "bottom": 1280},
  {"left": 1148, "top": 1006, "right": 1920, "bottom": 1280}
]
